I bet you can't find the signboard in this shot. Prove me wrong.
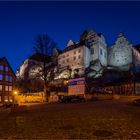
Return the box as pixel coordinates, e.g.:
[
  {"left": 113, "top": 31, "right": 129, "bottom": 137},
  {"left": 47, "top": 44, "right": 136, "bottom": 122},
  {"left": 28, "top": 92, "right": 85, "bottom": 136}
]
[{"left": 68, "top": 77, "right": 85, "bottom": 95}]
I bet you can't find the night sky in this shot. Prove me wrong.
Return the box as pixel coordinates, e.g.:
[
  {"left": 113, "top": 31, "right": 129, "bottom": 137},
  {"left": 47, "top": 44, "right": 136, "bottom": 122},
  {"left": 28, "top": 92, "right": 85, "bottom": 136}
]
[{"left": 0, "top": 1, "right": 140, "bottom": 72}]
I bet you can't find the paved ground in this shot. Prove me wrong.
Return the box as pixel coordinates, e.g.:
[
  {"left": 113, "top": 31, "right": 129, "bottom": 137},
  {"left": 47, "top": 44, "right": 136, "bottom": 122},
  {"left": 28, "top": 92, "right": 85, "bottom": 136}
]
[{"left": 0, "top": 100, "right": 140, "bottom": 139}]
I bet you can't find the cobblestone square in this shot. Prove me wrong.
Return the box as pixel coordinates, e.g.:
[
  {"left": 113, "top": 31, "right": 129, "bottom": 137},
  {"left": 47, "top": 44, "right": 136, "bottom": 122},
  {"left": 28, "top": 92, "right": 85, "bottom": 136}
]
[{"left": 0, "top": 100, "right": 140, "bottom": 139}]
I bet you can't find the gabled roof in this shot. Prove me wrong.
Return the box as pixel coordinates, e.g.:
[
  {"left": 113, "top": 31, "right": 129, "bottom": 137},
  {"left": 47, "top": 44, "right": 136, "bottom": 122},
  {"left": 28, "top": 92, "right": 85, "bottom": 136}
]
[
  {"left": 29, "top": 53, "right": 52, "bottom": 62},
  {"left": 0, "top": 57, "right": 16, "bottom": 78}
]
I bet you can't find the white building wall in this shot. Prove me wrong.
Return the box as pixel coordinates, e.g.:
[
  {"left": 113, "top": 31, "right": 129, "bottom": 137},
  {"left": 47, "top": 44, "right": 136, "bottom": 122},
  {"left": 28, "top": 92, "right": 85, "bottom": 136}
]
[
  {"left": 83, "top": 46, "right": 90, "bottom": 68},
  {"left": 86, "top": 30, "right": 107, "bottom": 67},
  {"left": 58, "top": 46, "right": 85, "bottom": 77},
  {"left": 90, "top": 45, "right": 99, "bottom": 62},
  {"left": 99, "top": 46, "right": 107, "bottom": 66}
]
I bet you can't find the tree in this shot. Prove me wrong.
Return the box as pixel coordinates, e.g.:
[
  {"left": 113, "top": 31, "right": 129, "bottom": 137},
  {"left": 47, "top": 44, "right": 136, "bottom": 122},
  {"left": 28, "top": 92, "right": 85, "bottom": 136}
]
[{"left": 33, "top": 34, "right": 57, "bottom": 102}]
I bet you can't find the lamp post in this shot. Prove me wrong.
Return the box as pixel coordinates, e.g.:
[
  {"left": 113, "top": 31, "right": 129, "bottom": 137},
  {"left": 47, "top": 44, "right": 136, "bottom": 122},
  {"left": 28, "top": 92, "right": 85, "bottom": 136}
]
[{"left": 13, "top": 90, "right": 18, "bottom": 106}]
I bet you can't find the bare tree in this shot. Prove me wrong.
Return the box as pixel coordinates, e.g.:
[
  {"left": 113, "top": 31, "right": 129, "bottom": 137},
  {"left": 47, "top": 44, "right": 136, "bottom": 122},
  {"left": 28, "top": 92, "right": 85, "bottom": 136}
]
[{"left": 33, "top": 34, "right": 57, "bottom": 102}]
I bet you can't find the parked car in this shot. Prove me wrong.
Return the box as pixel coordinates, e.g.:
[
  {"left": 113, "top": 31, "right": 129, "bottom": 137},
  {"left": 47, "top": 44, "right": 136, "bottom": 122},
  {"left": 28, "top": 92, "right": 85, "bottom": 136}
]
[
  {"left": 59, "top": 95, "right": 85, "bottom": 103},
  {"left": 3, "top": 102, "right": 19, "bottom": 108}
]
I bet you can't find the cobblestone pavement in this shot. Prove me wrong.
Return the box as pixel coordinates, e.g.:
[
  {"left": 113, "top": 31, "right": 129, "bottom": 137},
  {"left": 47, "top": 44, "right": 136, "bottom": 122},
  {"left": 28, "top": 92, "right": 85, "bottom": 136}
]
[{"left": 0, "top": 100, "right": 140, "bottom": 139}]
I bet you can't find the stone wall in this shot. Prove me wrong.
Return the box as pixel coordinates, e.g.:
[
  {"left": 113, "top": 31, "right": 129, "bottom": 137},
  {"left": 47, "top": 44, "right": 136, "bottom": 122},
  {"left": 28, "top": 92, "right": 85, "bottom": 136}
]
[{"left": 108, "top": 33, "right": 132, "bottom": 71}]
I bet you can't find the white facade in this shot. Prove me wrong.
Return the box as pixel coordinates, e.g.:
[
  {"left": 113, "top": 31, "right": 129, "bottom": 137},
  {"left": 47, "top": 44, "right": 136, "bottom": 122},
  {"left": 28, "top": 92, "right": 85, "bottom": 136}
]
[
  {"left": 58, "top": 41, "right": 85, "bottom": 78},
  {"left": 16, "top": 58, "right": 43, "bottom": 80},
  {"left": 86, "top": 30, "right": 107, "bottom": 67}
]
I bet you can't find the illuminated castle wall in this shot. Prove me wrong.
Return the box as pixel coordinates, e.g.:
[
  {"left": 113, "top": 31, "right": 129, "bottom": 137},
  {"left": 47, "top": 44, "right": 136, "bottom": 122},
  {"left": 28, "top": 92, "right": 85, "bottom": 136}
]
[
  {"left": 85, "top": 32, "right": 140, "bottom": 78},
  {"left": 108, "top": 33, "right": 133, "bottom": 71},
  {"left": 16, "top": 30, "right": 140, "bottom": 81},
  {"left": 86, "top": 30, "right": 107, "bottom": 67}
]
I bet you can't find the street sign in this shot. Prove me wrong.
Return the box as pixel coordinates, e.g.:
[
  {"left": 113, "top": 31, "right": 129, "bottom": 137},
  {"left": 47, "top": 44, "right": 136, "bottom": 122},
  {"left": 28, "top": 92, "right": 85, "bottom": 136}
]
[{"left": 68, "top": 77, "right": 85, "bottom": 95}]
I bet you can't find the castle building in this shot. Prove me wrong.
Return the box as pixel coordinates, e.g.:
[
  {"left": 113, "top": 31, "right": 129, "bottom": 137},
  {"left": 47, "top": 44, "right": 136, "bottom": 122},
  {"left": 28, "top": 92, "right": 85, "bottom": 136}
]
[
  {"left": 16, "top": 30, "right": 140, "bottom": 95},
  {"left": 57, "top": 30, "right": 107, "bottom": 79},
  {"left": 86, "top": 30, "right": 107, "bottom": 67},
  {"left": 57, "top": 40, "right": 89, "bottom": 79},
  {"left": 108, "top": 33, "right": 140, "bottom": 72}
]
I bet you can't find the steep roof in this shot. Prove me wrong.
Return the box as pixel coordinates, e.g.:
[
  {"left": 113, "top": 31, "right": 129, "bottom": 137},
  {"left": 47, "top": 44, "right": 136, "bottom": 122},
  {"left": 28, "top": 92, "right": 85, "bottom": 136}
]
[
  {"left": 0, "top": 57, "right": 16, "bottom": 78},
  {"left": 29, "top": 53, "right": 52, "bottom": 62}
]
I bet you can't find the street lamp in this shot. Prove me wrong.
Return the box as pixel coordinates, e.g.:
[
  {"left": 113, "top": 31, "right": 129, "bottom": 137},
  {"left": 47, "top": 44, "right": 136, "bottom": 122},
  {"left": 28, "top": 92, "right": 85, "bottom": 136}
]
[
  {"left": 13, "top": 90, "right": 18, "bottom": 106},
  {"left": 14, "top": 91, "right": 18, "bottom": 95}
]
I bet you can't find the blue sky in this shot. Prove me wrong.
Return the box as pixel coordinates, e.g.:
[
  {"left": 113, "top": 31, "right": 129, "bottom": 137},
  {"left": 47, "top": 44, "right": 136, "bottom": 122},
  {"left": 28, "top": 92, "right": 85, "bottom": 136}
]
[{"left": 0, "top": 1, "right": 140, "bottom": 72}]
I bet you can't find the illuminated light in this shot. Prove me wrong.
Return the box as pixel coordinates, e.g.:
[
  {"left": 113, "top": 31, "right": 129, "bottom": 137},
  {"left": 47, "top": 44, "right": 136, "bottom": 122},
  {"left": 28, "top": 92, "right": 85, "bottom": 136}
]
[
  {"left": 14, "top": 91, "right": 18, "bottom": 95},
  {"left": 64, "top": 80, "right": 68, "bottom": 85}
]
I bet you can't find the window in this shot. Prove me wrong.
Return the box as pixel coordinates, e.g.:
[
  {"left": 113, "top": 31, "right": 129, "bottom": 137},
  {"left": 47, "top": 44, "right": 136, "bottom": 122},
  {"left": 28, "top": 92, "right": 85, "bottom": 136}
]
[
  {"left": 73, "top": 56, "right": 76, "bottom": 60},
  {"left": 0, "top": 74, "right": 3, "bottom": 80},
  {"left": 0, "top": 85, "right": 2, "bottom": 91},
  {"left": 9, "top": 86, "right": 12, "bottom": 91},
  {"left": 5, "top": 67, "right": 8, "bottom": 71},
  {"left": 4, "top": 96, "right": 8, "bottom": 102},
  {"left": 91, "top": 48, "right": 94, "bottom": 54},
  {"left": 100, "top": 48, "right": 102, "bottom": 55},
  {"left": 0, "top": 66, "right": 3, "bottom": 70},
  {"left": 78, "top": 55, "right": 81, "bottom": 59},
  {"left": 104, "top": 52, "right": 106, "bottom": 58},
  {"left": 5, "top": 86, "right": 8, "bottom": 91},
  {"left": 5, "top": 75, "right": 9, "bottom": 81},
  {"left": 67, "top": 59, "right": 69, "bottom": 62},
  {"left": 62, "top": 60, "right": 65, "bottom": 63},
  {"left": 67, "top": 54, "right": 69, "bottom": 57},
  {"left": 78, "top": 49, "right": 81, "bottom": 53},
  {"left": 74, "top": 51, "right": 76, "bottom": 54},
  {"left": 9, "top": 76, "right": 12, "bottom": 82}
]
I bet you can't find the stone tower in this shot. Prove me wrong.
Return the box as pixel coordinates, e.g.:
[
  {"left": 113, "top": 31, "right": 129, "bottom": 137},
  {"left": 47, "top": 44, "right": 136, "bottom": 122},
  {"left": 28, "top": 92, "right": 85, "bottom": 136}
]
[
  {"left": 108, "top": 33, "right": 132, "bottom": 71},
  {"left": 86, "top": 30, "right": 107, "bottom": 67}
]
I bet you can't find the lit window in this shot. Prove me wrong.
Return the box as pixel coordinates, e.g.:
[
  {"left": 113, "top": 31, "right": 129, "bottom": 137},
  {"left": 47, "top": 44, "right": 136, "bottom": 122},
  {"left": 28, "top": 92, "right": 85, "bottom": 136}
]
[
  {"left": 5, "top": 86, "right": 8, "bottom": 91},
  {"left": 0, "top": 85, "right": 2, "bottom": 91},
  {"left": 0, "top": 74, "right": 3, "bottom": 80},
  {"left": 0, "top": 66, "right": 3, "bottom": 70},
  {"left": 4, "top": 96, "right": 8, "bottom": 102},
  {"left": 5, "top": 67, "right": 8, "bottom": 71},
  {"left": 9, "top": 86, "right": 12, "bottom": 91}
]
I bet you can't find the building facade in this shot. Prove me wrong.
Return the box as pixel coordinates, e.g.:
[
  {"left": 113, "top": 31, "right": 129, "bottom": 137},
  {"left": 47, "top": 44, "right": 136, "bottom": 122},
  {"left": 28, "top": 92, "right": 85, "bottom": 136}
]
[
  {"left": 57, "top": 40, "right": 88, "bottom": 79},
  {"left": 0, "top": 57, "right": 16, "bottom": 103}
]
